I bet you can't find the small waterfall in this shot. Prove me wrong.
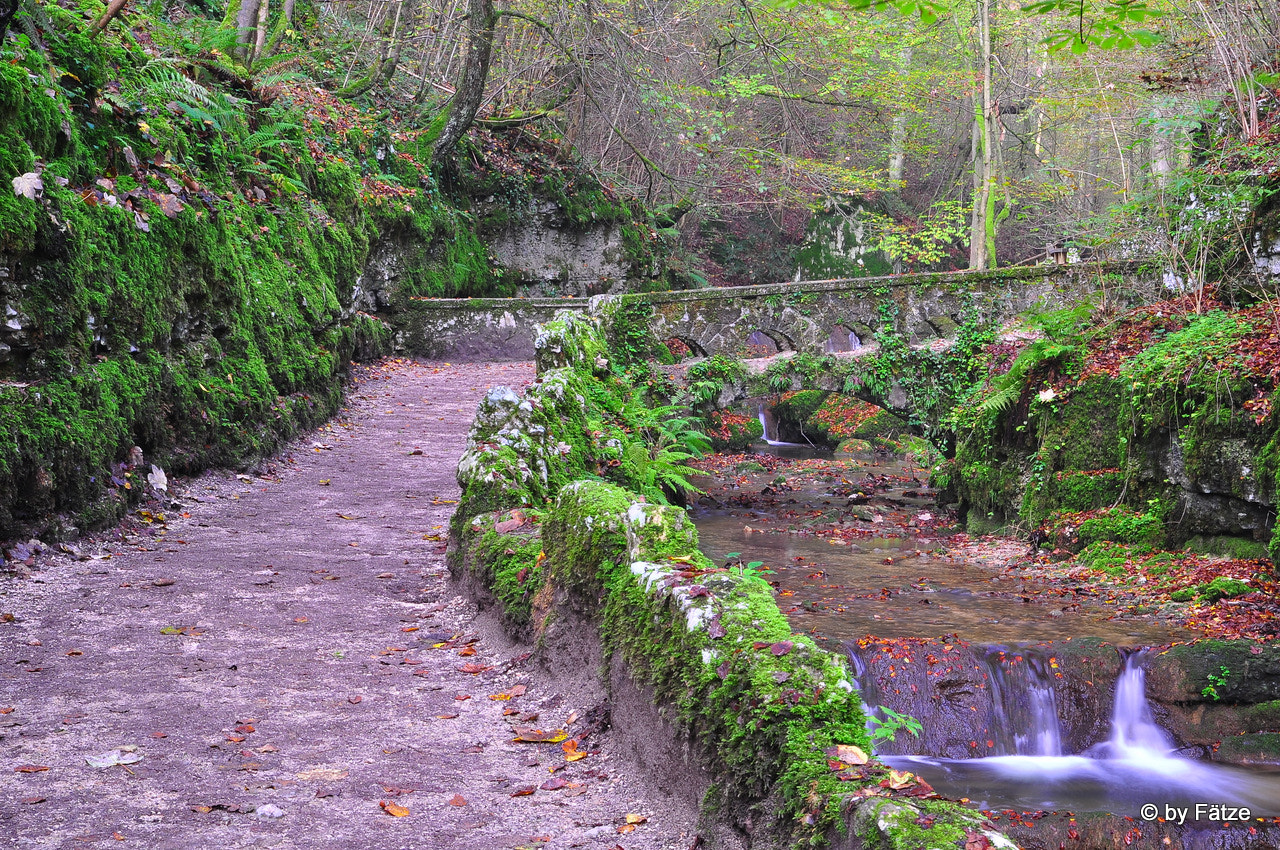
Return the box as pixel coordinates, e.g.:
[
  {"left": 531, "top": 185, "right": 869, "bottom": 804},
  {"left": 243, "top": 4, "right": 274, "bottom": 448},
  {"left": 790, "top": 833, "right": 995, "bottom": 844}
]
[
  {"left": 756, "top": 403, "right": 806, "bottom": 447},
  {"left": 872, "top": 648, "right": 1280, "bottom": 818},
  {"left": 1092, "top": 652, "right": 1174, "bottom": 758},
  {"left": 984, "top": 650, "right": 1063, "bottom": 756}
]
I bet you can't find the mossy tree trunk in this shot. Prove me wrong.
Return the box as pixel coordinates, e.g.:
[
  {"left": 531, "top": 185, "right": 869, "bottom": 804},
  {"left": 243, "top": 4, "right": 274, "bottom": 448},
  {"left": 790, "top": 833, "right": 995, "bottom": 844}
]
[{"left": 431, "top": 0, "right": 497, "bottom": 165}]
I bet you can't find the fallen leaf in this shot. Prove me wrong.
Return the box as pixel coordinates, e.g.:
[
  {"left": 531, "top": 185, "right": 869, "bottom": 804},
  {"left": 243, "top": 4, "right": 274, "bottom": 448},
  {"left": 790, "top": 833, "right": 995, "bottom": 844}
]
[
  {"left": 458, "top": 663, "right": 491, "bottom": 674},
  {"left": 562, "top": 739, "right": 587, "bottom": 762},
  {"left": 886, "top": 769, "right": 916, "bottom": 790},
  {"left": 235, "top": 724, "right": 255, "bottom": 734},
  {"left": 379, "top": 800, "right": 410, "bottom": 817},
  {"left": 86, "top": 749, "right": 143, "bottom": 768},
  {"left": 12, "top": 172, "right": 43, "bottom": 200},
  {"left": 20, "top": 796, "right": 45, "bottom": 804},
  {"left": 832, "top": 744, "right": 869, "bottom": 765},
  {"left": 626, "top": 813, "right": 647, "bottom": 824},
  {"left": 770, "top": 641, "right": 793, "bottom": 656},
  {"left": 296, "top": 768, "right": 348, "bottom": 780},
  {"left": 618, "top": 824, "right": 635, "bottom": 834},
  {"left": 513, "top": 728, "right": 569, "bottom": 744},
  {"left": 348, "top": 695, "right": 362, "bottom": 704},
  {"left": 448, "top": 794, "right": 467, "bottom": 806},
  {"left": 541, "top": 777, "right": 567, "bottom": 791},
  {"left": 458, "top": 645, "right": 476, "bottom": 657},
  {"left": 510, "top": 785, "right": 536, "bottom": 797}
]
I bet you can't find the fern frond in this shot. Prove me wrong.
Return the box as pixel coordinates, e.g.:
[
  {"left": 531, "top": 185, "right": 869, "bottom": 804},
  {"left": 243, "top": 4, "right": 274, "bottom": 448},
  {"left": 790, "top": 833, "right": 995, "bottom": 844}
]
[{"left": 976, "top": 383, "right": 1021, "bottom": 417}]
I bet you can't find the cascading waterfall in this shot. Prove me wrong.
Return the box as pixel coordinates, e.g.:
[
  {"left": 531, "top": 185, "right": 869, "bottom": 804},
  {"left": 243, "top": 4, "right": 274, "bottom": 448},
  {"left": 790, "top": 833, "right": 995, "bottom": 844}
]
[
  {"left": 756, "top": 402, "right": 807, "bottom": 447},
  {"left": 877, "top": 651, "right": 1280, "bottom": 818},
  {"left": 984, "top": 649, "right": 1062, "bottom": 757}
]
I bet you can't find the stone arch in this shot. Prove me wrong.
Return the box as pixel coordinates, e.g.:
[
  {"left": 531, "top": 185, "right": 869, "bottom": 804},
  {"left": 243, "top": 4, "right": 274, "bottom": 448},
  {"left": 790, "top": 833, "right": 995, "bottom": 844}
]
[
  {"left": 662, "top": 335, "right": 708, "bottom": 360},
  {"left": 746, "top": 328, "right": 795, "bottom": 356},
  {"left": 824, "top": 323, "right": 863, "bottom": 353}
]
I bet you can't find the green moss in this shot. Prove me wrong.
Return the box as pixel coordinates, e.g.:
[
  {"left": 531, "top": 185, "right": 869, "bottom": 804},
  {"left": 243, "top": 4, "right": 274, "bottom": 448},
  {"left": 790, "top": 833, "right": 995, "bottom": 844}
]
[
  {"left": 1197, "top": 577, "right": 1253, "bottom": 603},
  {"left": 1076, "top": 508, "right": 1164, "bottom": 548},
  {"left": 543, "top": 480, "right": 633, "bottom": 603},
  {"left": 1186, "top": 535, "right": 1271, "bottom": 561},
  {"left": 461, "top": 514, "right": 546, "bottom": 625},
  {"left": 775, "top": 390, "right": 828, "bottom": 426}
]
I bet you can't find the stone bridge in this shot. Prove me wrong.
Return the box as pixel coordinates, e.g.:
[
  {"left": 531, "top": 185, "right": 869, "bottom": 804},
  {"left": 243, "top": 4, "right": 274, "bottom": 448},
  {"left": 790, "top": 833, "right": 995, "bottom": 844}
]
[{"left": 391, "top": 263, "right": 1153, "bottom": 361}]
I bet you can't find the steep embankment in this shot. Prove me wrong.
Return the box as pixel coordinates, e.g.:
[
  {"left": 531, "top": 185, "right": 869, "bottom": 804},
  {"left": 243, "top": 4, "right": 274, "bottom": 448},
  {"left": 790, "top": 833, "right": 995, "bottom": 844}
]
[{"left": 0, "top": 4, "right": 659, "bottom": 543}]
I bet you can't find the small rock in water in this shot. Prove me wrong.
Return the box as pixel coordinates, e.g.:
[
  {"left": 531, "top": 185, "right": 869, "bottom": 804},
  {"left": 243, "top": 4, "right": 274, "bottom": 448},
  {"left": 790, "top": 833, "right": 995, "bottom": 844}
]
[{"left": 255, "top": 804, "right": 285, "bottom": 819}]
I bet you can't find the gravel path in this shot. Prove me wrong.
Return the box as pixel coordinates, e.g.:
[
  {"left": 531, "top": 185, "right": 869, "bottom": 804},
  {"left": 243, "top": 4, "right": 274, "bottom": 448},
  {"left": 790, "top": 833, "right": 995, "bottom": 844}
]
[{"left": 1, "top": 360, "right": 698, "bottom": 850}]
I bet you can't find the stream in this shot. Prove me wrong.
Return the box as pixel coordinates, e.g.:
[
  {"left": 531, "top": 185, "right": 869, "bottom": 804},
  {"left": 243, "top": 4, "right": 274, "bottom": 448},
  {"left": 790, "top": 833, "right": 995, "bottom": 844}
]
[{"left": 689, "top": 441, "right": 1280, "bottom": 845}]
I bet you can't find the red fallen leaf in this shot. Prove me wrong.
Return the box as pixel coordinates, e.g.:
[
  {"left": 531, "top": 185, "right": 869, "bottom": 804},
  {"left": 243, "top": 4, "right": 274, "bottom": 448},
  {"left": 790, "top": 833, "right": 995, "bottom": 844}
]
[
  {"left": 964, "top": 830, "right": 992, "bottom": 850},
  {"left": 349, "top": 695, "right": 362, "bottom": 704},
  {"left": 771, "top": 641, "right": 794, "bottom": 656},
  {"left": 448, "top": 794, "right": 467, "bottom": 806},
  {"left": 21, "top": 796, "right": 45, "bottom": 804},
  {"left": 235, "top": 724, "right": 255, "bottom": 734},
  {"left": 15, "top": 765, "right": 49, "bottom": 773},
  {"left": 458, "top": 646, "right": 476, "bottom": 657},
  {"left": 0, "top": 707, "right": 13, "bottom": 714},
  {"left": 454, "top": 695, "right": 470, "bottom": 701},
  {"left": 510, "top": 785, "right": 536, "bottom": 797},
  {"left": 458, "top": 663, "right": 491, "bottom": 674},
  {"left": 226, "top": 735, "right": 246, "bottom": 743},
  {"left": 752, "top": 641, "right": 771, "bottom": 650},
  {"left": 540, "top": 777, "right": 567, "bottom": 791},
  {"left": 686, "top": 585, "right": 710, "bottom": 597}
]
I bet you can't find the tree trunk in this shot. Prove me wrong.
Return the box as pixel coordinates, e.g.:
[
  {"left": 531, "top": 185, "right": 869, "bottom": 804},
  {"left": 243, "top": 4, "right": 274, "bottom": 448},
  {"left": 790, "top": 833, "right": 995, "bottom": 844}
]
[
  {"left": 431, "top": 0, "right": 497, "bottom": 164},
  {"left": 967, "top": 0, "right": 996, "bottom": 270},
  {"left": 887, "top": 45, "right": 912, "bottom": 184},
  {"left": 251, "top": 0, "right": 269, "bottom": 65},
  {"left": 233, "top": 0, "right": 260, "bottom": 62}
]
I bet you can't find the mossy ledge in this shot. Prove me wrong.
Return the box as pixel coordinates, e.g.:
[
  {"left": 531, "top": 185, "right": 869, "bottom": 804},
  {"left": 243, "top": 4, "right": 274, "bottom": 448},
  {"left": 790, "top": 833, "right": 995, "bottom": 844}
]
[
  {"left": 0, "top": 5, "right": 657, "bottom": 541},
  {"left": 448, "top": 307, "right": 1018, "bottom": 849}
]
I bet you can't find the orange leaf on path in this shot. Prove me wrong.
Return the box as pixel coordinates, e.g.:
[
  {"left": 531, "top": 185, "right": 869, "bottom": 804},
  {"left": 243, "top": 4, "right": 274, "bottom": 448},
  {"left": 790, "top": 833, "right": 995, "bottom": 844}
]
[
  {"left": 15, "top": 765, "right": 49, "bottom": 773},
  {"left": 379, "top": 800, "right": 410, "bottom": 817},
  {"left": 448, "top": 795, "right": 467, "bottom": 807}
]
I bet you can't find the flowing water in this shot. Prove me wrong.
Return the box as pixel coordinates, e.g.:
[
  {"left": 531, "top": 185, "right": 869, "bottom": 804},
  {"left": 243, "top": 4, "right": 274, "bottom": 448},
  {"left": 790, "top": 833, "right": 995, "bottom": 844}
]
[
  {"left": 883, "top": 656, "right": 1280, "bottom": 819},
  {"left": 689, "top": 445, "right": 1280, "bottom": 833}
]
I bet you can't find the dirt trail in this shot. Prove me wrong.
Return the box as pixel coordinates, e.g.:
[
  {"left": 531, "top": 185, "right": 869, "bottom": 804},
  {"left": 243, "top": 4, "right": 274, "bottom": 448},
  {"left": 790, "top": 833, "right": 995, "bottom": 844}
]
[{"left": 1, "top": 360, "right": 698, "bottom": 850}]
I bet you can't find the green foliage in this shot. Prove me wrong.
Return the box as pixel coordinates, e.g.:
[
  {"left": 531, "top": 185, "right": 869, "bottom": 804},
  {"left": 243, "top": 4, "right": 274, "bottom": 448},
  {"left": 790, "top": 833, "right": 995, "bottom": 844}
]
[
  {"left": 723, "top": 552, "right": 775, "bottom": 586},
  {"left": 1202, "top": 665, "right": 1231, "bottom": 702},
  {"left": 868, "top": 706, "right": 923, "bottom": 744},
  {"left": 1120, "top": 311, "right": 1250, "bottom": 435},
  {"left": 1076, "top": 507, "right": 1164, "bottom": 548},
  {"left": 682, "top": 354, "right": 748, "bottom": 409}
]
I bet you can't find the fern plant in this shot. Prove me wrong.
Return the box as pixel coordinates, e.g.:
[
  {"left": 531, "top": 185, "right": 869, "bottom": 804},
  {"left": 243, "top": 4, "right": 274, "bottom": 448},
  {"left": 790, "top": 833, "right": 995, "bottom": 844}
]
[{"left": 976, "top": 340, "right": 1076, "bottom": 417}]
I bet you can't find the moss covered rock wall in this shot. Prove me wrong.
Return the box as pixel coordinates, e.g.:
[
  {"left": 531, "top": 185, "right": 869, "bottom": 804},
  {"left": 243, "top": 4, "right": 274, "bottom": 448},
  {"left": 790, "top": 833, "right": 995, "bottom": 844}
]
[
  {"left": 447, "top": 308, "right": 1020, "bottom": 849},
  {"left": 0, "top": 5, "right": 662, "bottom": 542}
]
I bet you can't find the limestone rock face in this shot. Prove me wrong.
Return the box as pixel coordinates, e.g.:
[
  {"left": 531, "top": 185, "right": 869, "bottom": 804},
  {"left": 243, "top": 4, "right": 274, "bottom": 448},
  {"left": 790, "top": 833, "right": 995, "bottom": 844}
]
[{"left": 490, "top": 201, "right": 628, "bottom": 295}]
